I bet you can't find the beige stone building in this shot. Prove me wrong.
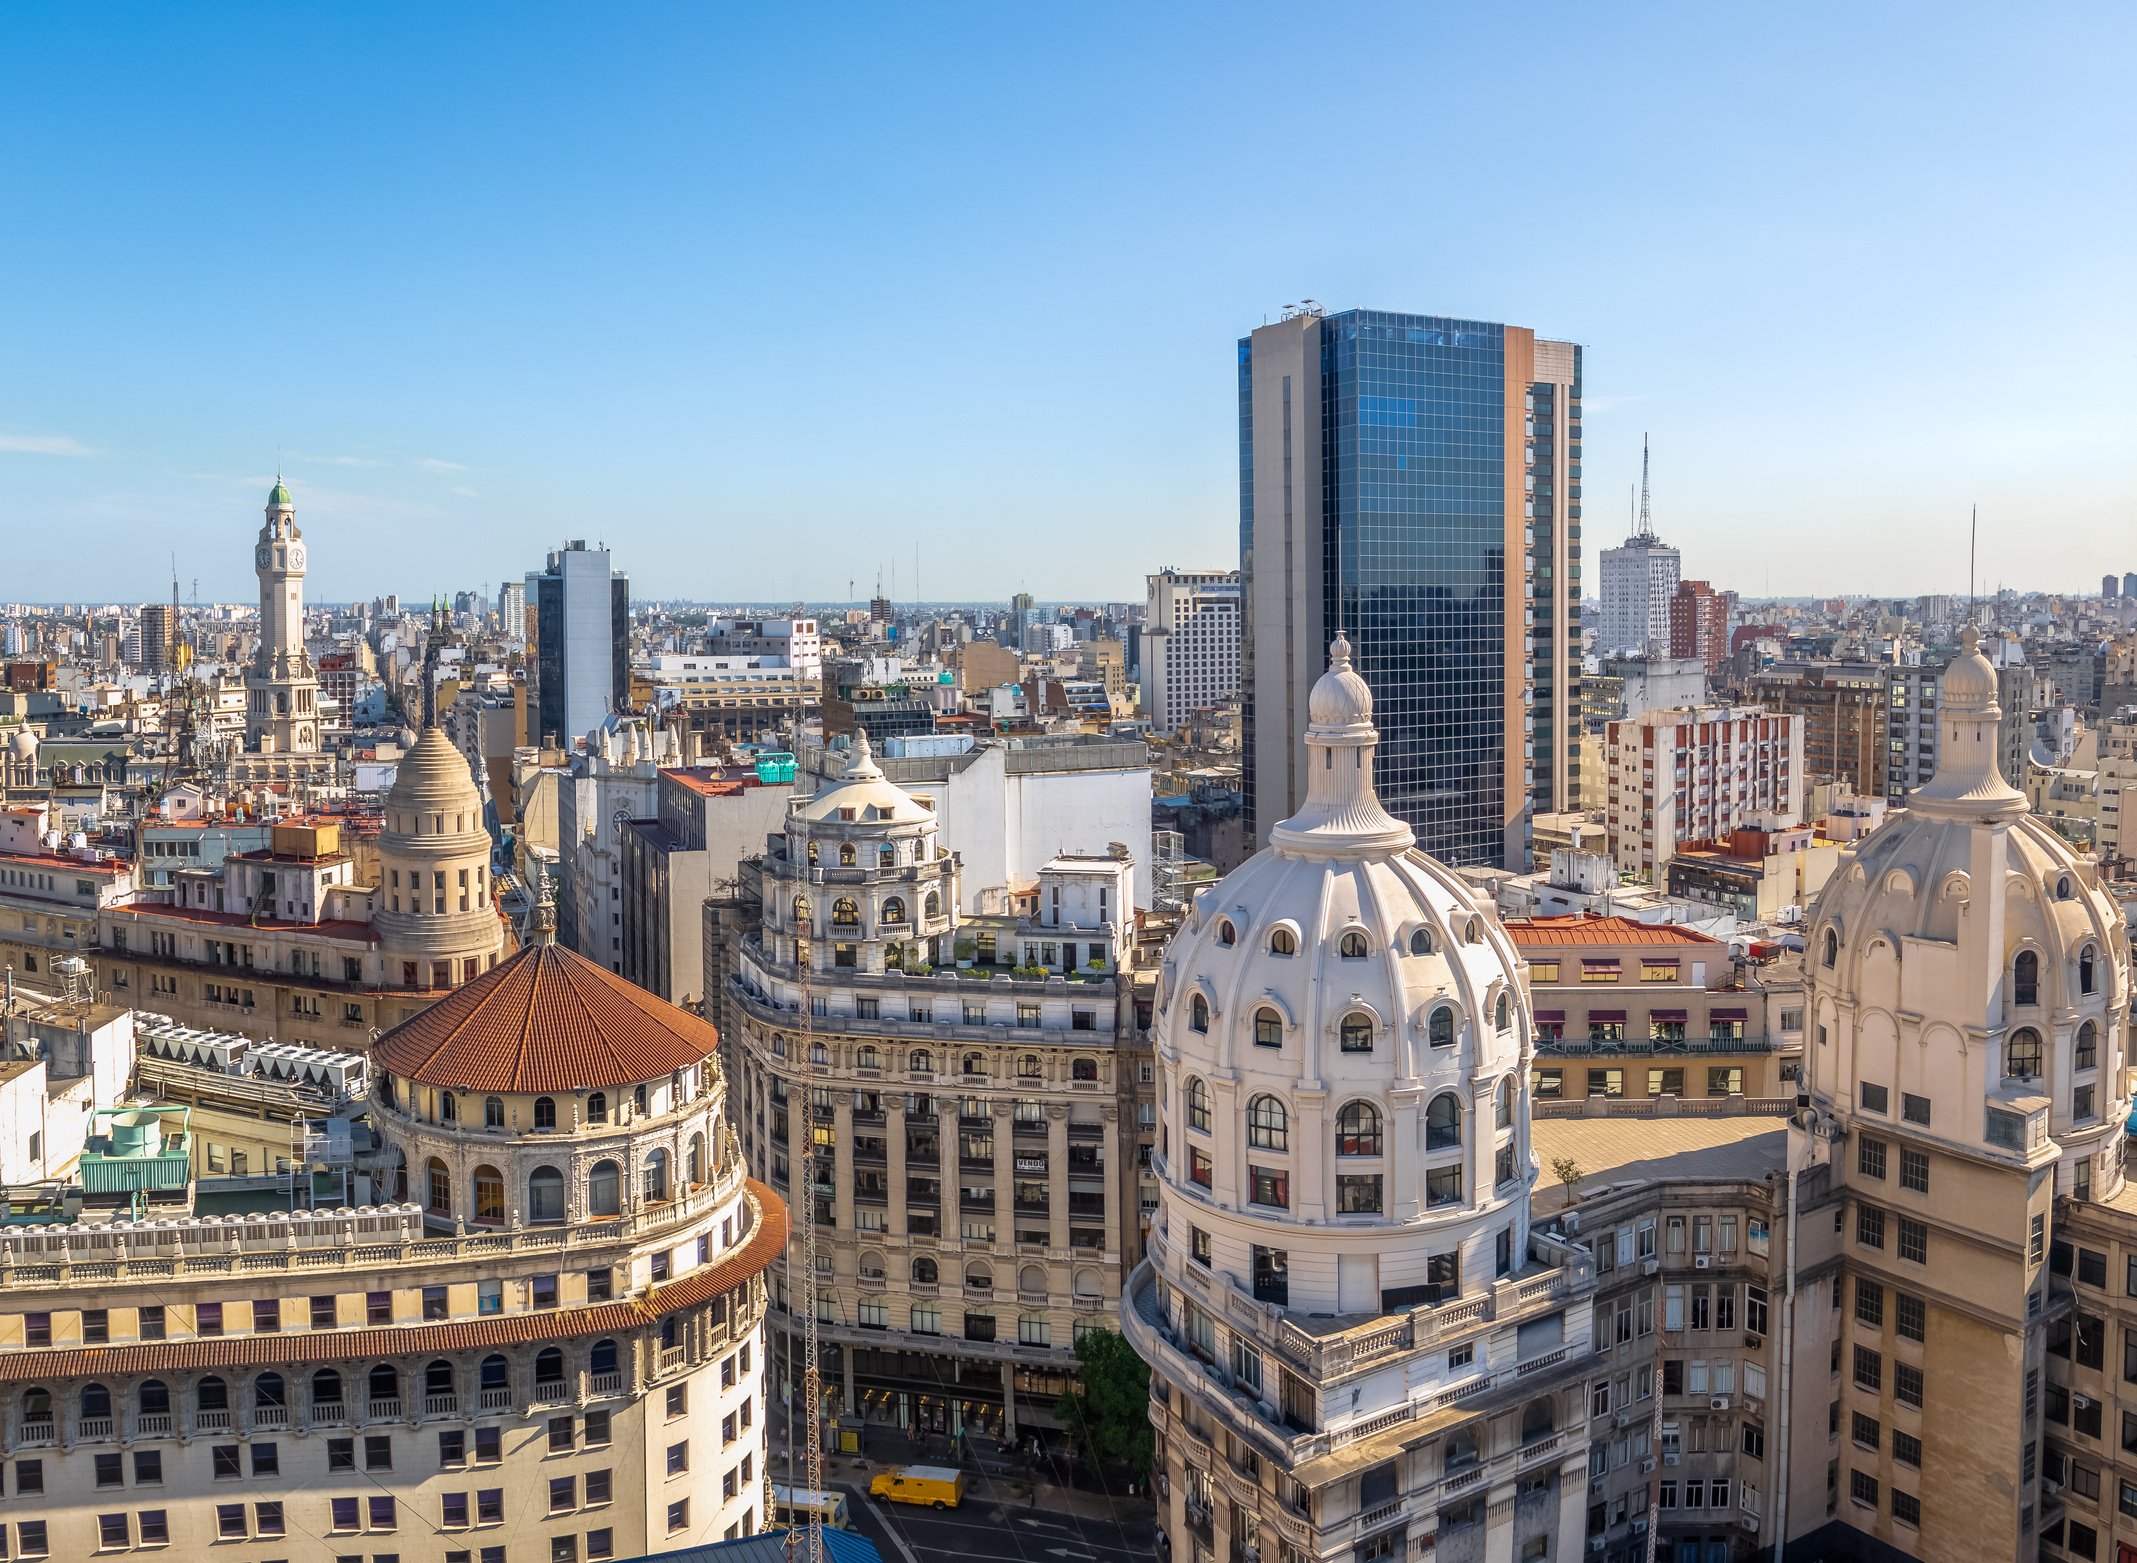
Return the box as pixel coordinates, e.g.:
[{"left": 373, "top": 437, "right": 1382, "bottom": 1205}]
[
  {"left": 0, "top": 934, "right": 783, "bottom": 1562},
  {"left": 724, "top": 733, "right": 1156, "bottom": 1445}
]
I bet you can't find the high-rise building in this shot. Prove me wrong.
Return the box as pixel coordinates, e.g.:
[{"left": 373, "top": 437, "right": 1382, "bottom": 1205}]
[
  {"left": 2125, "top": 569, "right": 2137, "bottom": 599},
  {"left": 526, "top": 541, "right": 628, "bottom": 749},
  {"left": 1240, "top": 307, "right": 1582, "bottom": 869},
  {"left": 1597, "top": 438, "right": 1681, "bottom": 656},
  {"left": 245, "top": 480, "right": 320, "bottom": 755},
  {"left": 1666, "top": 578, "right": 1732, "bottom": 672},
  {"left": 138, "top": 601, "right": 178, "bottom": 672},
  {"left": 1746, "top": 662, "right": 1888, "bottom": 797},
  {"left": 1141, "top": 568, "right": 1240, "bottom": 734},
  {"left": 1602, "top": 704, "right": 1803, "bottom": 879},
  {"left": 2104, "top": 573, "right": 2120, "bottom": 599},
  {"left": 498, "top": 578, "right": 527, "bottom": 644}
]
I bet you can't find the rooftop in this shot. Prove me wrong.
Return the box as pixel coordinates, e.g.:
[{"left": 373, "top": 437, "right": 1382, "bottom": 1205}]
[
  {"left": 1506, "top": 915, "right": 1724, "bottom": 949},
  {"left": 1532, "top": 1114, "right": 1787, "bottom": 1215}
]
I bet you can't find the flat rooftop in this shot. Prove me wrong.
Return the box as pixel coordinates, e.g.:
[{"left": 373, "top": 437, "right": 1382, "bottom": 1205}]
[{"left": 1532, "top": 1114, "right": 1787, "bottom": 1215}]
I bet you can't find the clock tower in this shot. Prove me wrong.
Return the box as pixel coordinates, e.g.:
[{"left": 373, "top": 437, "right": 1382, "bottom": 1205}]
[{"left": 245, "top": 478, "right": 321, "bottom": 755}]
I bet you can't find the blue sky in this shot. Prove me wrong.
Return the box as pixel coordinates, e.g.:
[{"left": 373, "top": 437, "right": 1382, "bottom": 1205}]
[{"left": 2, "top": 3, "right": 2131, "bottom": 604}]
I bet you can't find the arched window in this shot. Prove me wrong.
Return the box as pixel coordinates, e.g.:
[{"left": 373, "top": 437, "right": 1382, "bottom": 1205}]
[
  {"left": 1496, "top": 1077, "right": 1515, "bottom": 1130},
  {"left": 1410, "top": 927, "right": 1435, "bottom": 956},
  {"left": 1464, "top": 917, "right": 1482, "bottom": 944},
  {"left": 880, "top": 844, "right": 897, "bottom": 867},
  {"left": 533, "top": 1096, "right": 557, "bottom": 1131},
  {"left": 591, "top": 1339, "right": 619, "bottom": 1377},
  {"left": 1339, "top": 930, "right": 1370, "bottom": 959},
  {"left": 793, "top": 894, "right": 812, "bottom": 925},
  {"left": 367, "top": 1365, "right": 399, "bottom": 1407},
  {"left": 1495, "top": 992, "right": 1512, "bottom": 1031},
  {"left": 913, "top": 1257, "right": 938, "bottom": 1284},
  {"left": 1336, "top": 1100, "right": 1383, "bottom": 1155},
  {"left": 1185, "top": 1077, "right": 1211, "bottom": 1133},
  {"left": 965, "top": 1265, "right": 993, "bottom": 1291},
  {"left": 1429, "top": 1007, "right": 1455, "bottom": 1048},
  {"left": 642, "top": 1148, "right": 671, "bottom": 1203},
  {"left": 2005, "top": 1028, "right": 2044, "bottom": 1080},
  {"left": 2057, "top": 876, "right": 2073, "bottom": 900},
  {"left": 832, "top": 897, "right": 860, "bottom": 927},
  {"left": 2080, "top": 946, "right": 2097, "bottom": 995},
  {"left": 1253, "top": 1008, "right": 1283, "bottom": 1048},
  {"left": 534, "top": 1348, "right": 566, "bottom": 1391},
  {"left": 806, "top": 840, "right": 819, "bottom": 866},
  {"left": 1426, "top": 1093, "right": 1463, "bottom": 1151},
  {"left": 483, "top": 1096, "right": 504, "bottom": 1129},
  {"left": 2014, "top": 950, "right": 2040, "bottom": 1007},
  {"left": 1217, "top": 919, "right": 1236, "bottom": 947},
  {"left": 425, "top": 1157, "right": 450, "bottom": 1213},
  {"left": 479, "top": 1355, "right": 508, "bottom": 1393},
  {"left": 857, "top": 1045, "right": 880, "bottom": 1070},
  {"left": 1018, "top": 1054, "right": 1042, "bottom": 1078},
  {"left": 883, "top": 897, "right": 907, "bottom": 924},
  {"left": 810, "top": 1042, "right": 829, "bottom": 1068},
  {"left": 588, "top": 1159, "right": 622, "bottom": 1218},
  {"left": 1520, "top": 1397, "right": 1555, "bottom": 1443},
  {"left": 772, "top": 1033, "right": 789, "bottom": 1058},
  {"left": 138, "top": 1380, "right": 170, "bottom": 1417},
  {"left": 1072, "top": 1056, "right": 1097, "bottom": 1081},
  {"left": 1189, "top": 993, "right": 1210, "bottom": 1033},
  {"left": 472, "top": 1165, "right": 504, "bottom": 1225},
  {"left": 963, "top": 1052, "right": 986, "bottom": 1076},
  {"left": 1822, "top": 928, "right": 1838, "bottom": 969},
  {"left": 1246, "top": 1095, "right": 1288, "bottom": 1151},
  {"left": 1269, "top": 927, "right": 1297, "bottom": 956},
  {"left": 909, "top": 1048, "right": 933, "bottom": 1074},
  {"left": 688, "top": 1132, "right": 706, "bottom": 1184},
  {"left": 587, "top": 1091, "right": 608, "bottom": 1124},
  {"left": 528, "top": 1166, "right": 565, "bottom": 1223},
  {"left": 308, "top": 1370, "right": 341, "bottom": 1409},
  {"left": 196, "top": 1377, "right": 227, "bottom": 1413},
  {"left": 252, "top": 1373, "right": 284, "bottom": 1411},
  {"left": 833, "top": 842, "right": 854, "bottom": 867},
  {"left": 1020, "top": 1264, "right": 1046, "bottom": 1295},
  {"left": 2077, "top": 1020, "right": 2099, "bottom": 1072},
  {"left": 81, "top": 1383, "right": 112, "bottom": 1420},
  {"left": 1340, "top": 1012, "right": 1374, "bottom": 1053}
]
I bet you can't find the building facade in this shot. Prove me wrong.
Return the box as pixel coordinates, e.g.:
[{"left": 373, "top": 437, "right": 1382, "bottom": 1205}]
[
  {"left": 1240, "top": 307, "right": 1583, "bottom": 870},
  {"left": 1124, "top": 637, "right": 1598, "bottom": 1563},
  {"left": 1598, "top": 534, "right": 1681, "bottom": 658},
  {"left": 1603, "top": 705, "right": 1804, "bottom": 880},
  {"left": 1667, "top": 580, "right": 1732, "bottom": 673},
  {"left": 1142, "top": 569, "right": 1241, "bottom": 735},
  {"left": 1745, "top": 664, "right": 1886, "bottom": 800},
  {"left": 529, "top": 541, "right": 630, "bottom": 750},
  {"left": 725, "top": 734, "right": 1155, "bottom": 1446},
  {"left": 0, "top": 935, "right": 785, "bottom": 1562}
]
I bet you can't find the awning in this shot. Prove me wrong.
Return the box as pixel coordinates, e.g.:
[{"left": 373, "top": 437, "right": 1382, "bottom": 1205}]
[
  {"left": 1581, "top": 958, "right": 1621, "bottom": 968},
  {"left": 1710, "top": 1007, "right": 1749, "bottom": 1021},
  {"left": 1588, "top": 1009, "right": 1627, "bottom": 1022},
  {"left": 1650, "top": 1009, "right": 1689, "bottom": 1022},
  {"left": 1533, "top": 1010, "right": 1566, "bottom": 1022}
]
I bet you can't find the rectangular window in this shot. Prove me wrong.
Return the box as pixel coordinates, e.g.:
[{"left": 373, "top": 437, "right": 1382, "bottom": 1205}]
[
  {"left": 1850, "top": 1470, "right": 1878, "bottom": 1509},
  {"left": 1860, "top": 1082, "right": 1888, "bottom": 1115},
  {"left": 1851, "top": 1411, "right": 1879, "bottom": 1450},
  {"left": 1896, "top": 1218, "right": 1927, "bottom": 1264},
  {"left": 1899, "top": 1148, "right": 1928, "bottom": 1193},
  {"left": 1855, "top": 1278, "right": 1883, "bottom": 1328},
  {"left": 1901, "top": 1092, "right": 1930, "bottom": 1126},
  {"left": 586, "top": 1468, "right": 612, "bottom": 1506},
  {"left": 1853, "top": 1345, "right": 1882, "bottom": 1392},
  {"left": 1249, "top": 1165, "right": 1289, "bottom": 1209},
  {"left": 550, "top": 1476, "right": 576, "bottom": 1514},
  {"left": 1893, "top": 1429, "right": 1922, "bottom": 1468},
  {"left": 1894, "top": 1362, "right": 1924, "bottom": 1408},
  {"left": 1857, "top": 1136, "right": 1887, "bottom": 1179},
  {"left": 138, "top": 1510, "right": 168, "bottom": 1547},
  {"left": 1896, "top": 1293, "right": 1925, "bottom": 1343},
  {"left": 1857, "top": 1205, "right": 1885, "bottom": 1250}
]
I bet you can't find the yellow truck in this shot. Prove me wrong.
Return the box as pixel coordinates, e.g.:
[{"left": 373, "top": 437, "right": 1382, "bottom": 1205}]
[{"left": 868, "top": 1464, "right": 966, "bottom": 1510}]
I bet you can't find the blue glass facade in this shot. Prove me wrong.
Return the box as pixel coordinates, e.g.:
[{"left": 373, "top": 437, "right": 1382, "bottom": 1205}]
[{"left": 1244, "top": 309, "right": 1539, "bottom": 867}]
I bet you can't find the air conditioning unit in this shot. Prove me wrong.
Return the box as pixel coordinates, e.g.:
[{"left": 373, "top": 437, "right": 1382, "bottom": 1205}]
[
  {"left": 1694, "top": 1255, "right": 1712, "bottom": 1269},
  {"left": 1710, "top": 1395, "right": 1732, "bottom": 1411},
  {"left": 1614, "top": 1408, "right": 1635, "bottom": 1429},
  {"left": 1640, "top": 1456, "right": 1658, "bottom": 1475},
  {"left": 2073, "top": 1394, "right": 2094, "bottom": 1411},
  {"left": 1588, "top": 1539, "right": 1608, "bottom": 1555},
  {"left": 1642, "top": 1258, "right": 1661, "bottom": 1276},
  {"left": 1632, "top": 1517, "right": 1650, "bottom": 1535},
  {"left": 1664, "top": 1450, "right": 1681, "bottom": 1465}
]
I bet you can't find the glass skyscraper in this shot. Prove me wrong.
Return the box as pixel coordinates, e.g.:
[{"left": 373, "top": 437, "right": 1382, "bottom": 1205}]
[{"left": 1241, "top": 307, "right": 1582, "bottom": 869}]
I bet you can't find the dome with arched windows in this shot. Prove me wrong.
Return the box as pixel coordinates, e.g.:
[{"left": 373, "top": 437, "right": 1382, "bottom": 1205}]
[
  {"left": 1152, "top": 637, "right": 1534, "bottom": 1315},
  {"left": 1805, "top": 632, "right": 2132, "bottom": 1189}
]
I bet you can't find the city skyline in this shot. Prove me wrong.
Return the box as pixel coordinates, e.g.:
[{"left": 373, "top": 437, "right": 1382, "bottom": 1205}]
[{"left": 3, "top": 3, "right": 2132, "bottom": 601}]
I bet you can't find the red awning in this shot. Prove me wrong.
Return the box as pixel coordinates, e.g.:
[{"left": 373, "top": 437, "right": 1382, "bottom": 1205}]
[
  {"left": 1710, "top": 1007, "right": 1749, "bottom": 1021},
  {"left": 1588, "top": 1009, "right": 1627, "bottom": 1022},
  {"left": 1533, "top": 1010, "right": 1565, "bottom": 1022},
  {"left": 1650, "top": 1010, "right": 1689, "bottom": 1022},
  {"left": 1581, "top": 958, "right": 1621, "bottom": 967}
]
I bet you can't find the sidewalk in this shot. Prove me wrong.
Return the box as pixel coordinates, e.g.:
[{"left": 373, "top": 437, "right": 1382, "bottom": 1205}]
[{"left": 773, "top": 1423, "right": 1154, "bottom": 1526}]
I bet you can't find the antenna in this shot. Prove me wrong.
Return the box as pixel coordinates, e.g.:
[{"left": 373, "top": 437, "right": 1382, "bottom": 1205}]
[
  {"left": 1637, "top": 434, "right": 1653, "bottom": 539},
  {"left": 1970, "top": 504, "right": 1978, "bottom": 621}
]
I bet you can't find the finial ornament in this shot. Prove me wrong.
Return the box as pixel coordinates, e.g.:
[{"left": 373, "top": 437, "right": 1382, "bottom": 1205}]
[{"left": 1328, "top": 632, "right": 1353, "bottom": 671}]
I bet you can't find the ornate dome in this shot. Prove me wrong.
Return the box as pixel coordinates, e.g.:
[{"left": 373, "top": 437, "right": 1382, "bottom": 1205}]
[
  {"left": 374, "top": 940, "right": 721, "bottom": 1093},
  {"left": 1807, "top": 635, "right": 2131, "bottom": 1190},
  {"left": 386, "top": 726, "right": 482, "bottom": 818},
  {"left": 267, "top": 478, "right": 293, "bottom": 508},
  {"left": 6, "top": 727, "right": 37, "bottom": 759},
  {"left": 1154, "top": 639, "right": 1533, "bottom": 1315},
  {"left": 791, "top": 729, "right": 935, "bottom": 828}
]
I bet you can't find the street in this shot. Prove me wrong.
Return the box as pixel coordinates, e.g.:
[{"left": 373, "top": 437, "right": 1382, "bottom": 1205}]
[{"left": 840, "top": 1477, "right": 1158, "bottom": 1563}]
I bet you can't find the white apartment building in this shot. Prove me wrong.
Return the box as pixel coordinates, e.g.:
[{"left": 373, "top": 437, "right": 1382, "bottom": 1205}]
[
  {"left": 1604, "top": 705, "right": 1804, "bottom": 879},
  {"left": 702, "top": 618, "right": 821, "bottom": 678},
  {"left": 1597, "top": 534, "right": 1681, "bottom": 656},
  {"left": 558, "top": 716, "right": 680, "bottom": 973},
  {"left": 1141, "top": 569, "right": 1240, "bottom": 734}
]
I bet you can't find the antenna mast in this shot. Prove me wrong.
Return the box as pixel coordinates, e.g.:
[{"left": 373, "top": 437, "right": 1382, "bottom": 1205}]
[{"left": 1637, "top": 434, "right": 1653, "bottom": 539}]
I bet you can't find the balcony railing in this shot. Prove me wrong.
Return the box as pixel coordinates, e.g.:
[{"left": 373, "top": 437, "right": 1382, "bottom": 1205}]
[
  {"left": 423, "top": 1394, "right": 458, "bottom": 1417},
  {"left": 367, "top": 1398, "right": 402, "bottom": 1421},
  {"left": 590, "top": 1372, "right": 626, "bottom": 1397},
  {"left": 478, "top": 1387, "right": 513, "bottom": 1412}
]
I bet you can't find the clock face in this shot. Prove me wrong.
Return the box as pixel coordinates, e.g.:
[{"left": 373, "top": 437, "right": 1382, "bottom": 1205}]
[
  {"left": 288, "top": 544, "right": 305, "bottom": 571},
  {"left": 255, "top": 544, "right": 270, "bottom": 568}
]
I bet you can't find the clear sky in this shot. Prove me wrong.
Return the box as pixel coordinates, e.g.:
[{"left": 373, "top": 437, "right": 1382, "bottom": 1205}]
[{"left": 3, "top": 3, "right": 2131, "bottom": 605}]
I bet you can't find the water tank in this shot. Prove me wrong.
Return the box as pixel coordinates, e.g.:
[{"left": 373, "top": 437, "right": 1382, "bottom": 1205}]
[{"left": 102, "top": 1110, "right": 161, "bottom": 1155}]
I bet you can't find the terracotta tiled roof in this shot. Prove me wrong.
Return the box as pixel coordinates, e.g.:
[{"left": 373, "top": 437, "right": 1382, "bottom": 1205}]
[
  {"left": 0, "top": 1180, "right": 786, "bottom": 1383},
  {"left": 1504, "top": 915, "right": 1722, "bottom": 949},
  {"left": 373, "top": 942, "right": 721, "bottom": 1093}
]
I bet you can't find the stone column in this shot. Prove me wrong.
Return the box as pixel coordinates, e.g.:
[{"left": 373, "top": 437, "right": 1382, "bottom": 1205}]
[
  {"left": 1000, "top": 1360, "right": 1018, "bottom": 1440},
  {"left": 1483, "top": 1481, "right": 1518, "bottom": 1563}
]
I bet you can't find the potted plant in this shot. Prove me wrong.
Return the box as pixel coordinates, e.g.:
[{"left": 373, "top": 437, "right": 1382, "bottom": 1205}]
[{"left": 953, "top": 939, "right": 977, "bottom": 969}]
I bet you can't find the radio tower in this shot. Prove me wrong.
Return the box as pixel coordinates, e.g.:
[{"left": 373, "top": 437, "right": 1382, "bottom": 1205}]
[{"left": 1636, "top": 433, "right": 1654, "bottom": 539}]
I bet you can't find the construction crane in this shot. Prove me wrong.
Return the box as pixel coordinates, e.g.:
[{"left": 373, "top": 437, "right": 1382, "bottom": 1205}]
[{"left": 789, "top": 817, "right": 825, "bottom": 1563}]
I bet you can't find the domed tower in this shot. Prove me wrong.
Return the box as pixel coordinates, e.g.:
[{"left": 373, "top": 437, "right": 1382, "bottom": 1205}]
[
  {"left": 369, "top": 936, "right": 783, "bottom": 1549},
  {"left": 375, "top": 718, "right": 507, "bottom": 1006},
  {"left": 1122, "top": 637, "right": 1593, "bottom": 1563},
  {"left": 245, "top": 478, "right": 321, "bottom": 755},
  {"left": 1800, "top": 630, "right": 2131, "bottom": 1561}
]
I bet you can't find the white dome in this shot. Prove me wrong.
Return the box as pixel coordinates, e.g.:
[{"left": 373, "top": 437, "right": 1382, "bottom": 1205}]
[
  {"left": 6, "top": 728, "right": 36, "bottom": 759},
  {"left": 1153, "top": 640, "right": 1533, "bottom": 1317}
]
